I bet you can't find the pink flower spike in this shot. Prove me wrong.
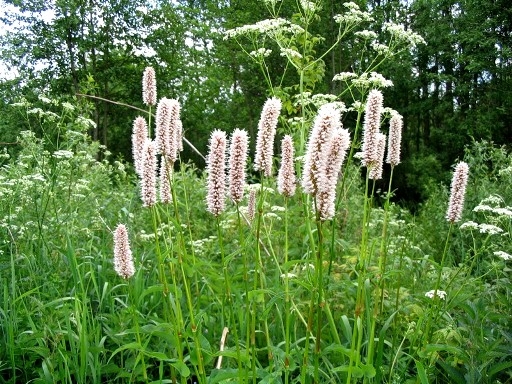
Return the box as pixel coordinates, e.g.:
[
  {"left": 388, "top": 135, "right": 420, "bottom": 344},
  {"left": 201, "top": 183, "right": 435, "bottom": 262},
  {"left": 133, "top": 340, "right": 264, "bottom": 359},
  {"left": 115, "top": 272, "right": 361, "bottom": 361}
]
[
  {"left": 206, "top": 130, "right": 227, "bottom": 216},
  {"left": 446, "top": 162, "right": 469, "bottom": 223},
  {"left": 159, "top": 155, "right": 173, "bottom": 204},
  {"left": 254, "top": 97, "right": 282, "bottom": 177},
  {"left": 132, "top": 116, "right": 148, "bottom": 177},
  {"left": 228, "top": 129, "right": 249, "bottom": 204},
  {"left": 142, "top": 67, "right": 157, "bottom": 106},
  {"left": 302, "top": 104, "right": 341, "bottom": 195},
  {"left": 369, "top": 132, "right": 386, "bottom": 180},
  {"left": 386, "top": 114, "right": 403, "bottom": 167},
  {"left": 113, "top": 224, "right": 135, "bottom": 279},
  {"left": 141, "top": 139, "right": 157, "bottom": 207},
  {"left": 362, "top": 89, "right": 383, "bottom": 167},
  {"left": 316, "top": 128, "right": 351, "bottom": 221},
  {"left": 277, "top": 135, "right": 296, "bottom": 197}
]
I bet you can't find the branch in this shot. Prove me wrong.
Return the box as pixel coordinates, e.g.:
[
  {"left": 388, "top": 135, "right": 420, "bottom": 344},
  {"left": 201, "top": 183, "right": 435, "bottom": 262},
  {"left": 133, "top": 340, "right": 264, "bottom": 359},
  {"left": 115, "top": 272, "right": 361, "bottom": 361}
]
[{"left": 75, "top": 93, "right": 206, "bottom": 161}]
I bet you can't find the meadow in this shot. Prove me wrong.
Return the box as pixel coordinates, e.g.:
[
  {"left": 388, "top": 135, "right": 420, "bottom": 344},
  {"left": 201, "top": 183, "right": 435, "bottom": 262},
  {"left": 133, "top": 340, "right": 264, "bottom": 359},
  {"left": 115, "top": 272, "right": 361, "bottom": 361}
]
[
  {"left": 1, "top": 2, "right": 512, "bottom": 382},
  {"left": 1, "top": 80, "right": 511, "bottom": 384}
]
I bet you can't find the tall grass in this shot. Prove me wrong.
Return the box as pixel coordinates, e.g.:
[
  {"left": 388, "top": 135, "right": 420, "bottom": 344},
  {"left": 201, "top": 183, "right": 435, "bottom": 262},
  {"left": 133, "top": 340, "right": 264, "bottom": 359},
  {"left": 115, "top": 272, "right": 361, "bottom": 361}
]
[{"left": 1, "top": 2, "right": 512, "bottom": 381}]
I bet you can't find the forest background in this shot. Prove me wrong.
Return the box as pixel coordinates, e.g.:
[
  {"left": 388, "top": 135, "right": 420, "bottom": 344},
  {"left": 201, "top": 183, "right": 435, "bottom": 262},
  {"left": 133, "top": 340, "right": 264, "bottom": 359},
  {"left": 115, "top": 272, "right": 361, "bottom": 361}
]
[{"left": 1, "top": 0, "right": 511, "bottom": 208}]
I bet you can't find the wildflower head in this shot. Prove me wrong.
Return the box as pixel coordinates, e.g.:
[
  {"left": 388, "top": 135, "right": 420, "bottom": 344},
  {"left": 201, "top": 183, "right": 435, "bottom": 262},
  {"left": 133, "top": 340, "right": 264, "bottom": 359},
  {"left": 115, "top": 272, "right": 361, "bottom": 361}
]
[
  {"left": 302, "top": 103, "right": 341, "bottom": 195},
  {"left": 142, "top": 67, "right": 157, "bottom": 106},
  {"left": 316, "top": 128, "right": 351, "bottom": 221},
  {"left": 362, "top": 89, "right": 384, "bottom": 167},
  {"left": 277, "top": 135, "right": 296, "bottom": 197},
  {"left": 141, "top": 139, "right": 157, "bottom": 207},
  {"left": 113, "top": 224, "right": 135, "bottom": 279},
  {"left": 386, "top": 113, "right": 402, "bottom": 167},
  {"left": 368, "top": 132, "right": 386, "bottom": 180},
  {"left": 446, "top": 161, "right": 469, "bottom": 223},
  {"left": 247, "top": 187, "right": 257, "bottom": 222},
  {"left": 228, "top": 129, "right": 249, "bottom": 204},
  {"left": 132, "top": 116, "right": 148, "bottom": 176},
  {"left": 207, "top": 130, "right": 227, "bottom": 216},
  {"left": 254, "top": 97, "right": 282, "bottom": 177},
  {"left": 159, "top": 155, "right": 172, "bottom": 204}
]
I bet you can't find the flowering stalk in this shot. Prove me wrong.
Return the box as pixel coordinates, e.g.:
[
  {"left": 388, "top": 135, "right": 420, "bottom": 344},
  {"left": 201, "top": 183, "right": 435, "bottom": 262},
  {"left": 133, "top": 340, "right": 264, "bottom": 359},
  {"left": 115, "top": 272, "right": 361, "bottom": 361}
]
[
  {"left": 142, "top": 66, "right": 157, "bottom": 132},
  {"left": 228, "top": 129, "right": 249, "bottom": 204},
  {"left": 361, "top": 89, "right": 384, "bottom": 168},
  {"left": 132, "top": 116, "right": 148, "bottom": 177},
  {"left": 206, "top": 130, "right": 227, "bottom": 216},
  {"left": 141, "top": 139, "right": 157, "bottom": 207},
  {"left": 254, "top": 97, "right": 281, "bottom": 177},
  {"left": 277, "top": 135, "right": 296, "bottom": 198},
  {"left": 113, "top": 224, "right": 135, "bottom": 279}
]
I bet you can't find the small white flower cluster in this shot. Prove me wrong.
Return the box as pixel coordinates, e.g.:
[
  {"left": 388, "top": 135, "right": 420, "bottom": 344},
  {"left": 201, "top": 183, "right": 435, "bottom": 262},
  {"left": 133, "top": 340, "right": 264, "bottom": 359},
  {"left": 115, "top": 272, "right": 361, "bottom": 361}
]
[
  {"left": 350, "top": 72, "right": 394, "bottom": 89},
  {"left": 371, "top": 42, "right": 391, "bottom": 55},
  {"left": 460, "top": 221, "right": 504, "bottom": 234},
  {"left": 334, "top": 2, "right": 374, "bottom": 24},
  {"left": 333, "top": 72, "right": 358, "bottom": 82},
  {"left": 250, "top": 48, "right": 272, "bottom": 58},
  {"left": 425, "top": 290, "right": 447, "bottom": 300},
  {"left": 224, "top": 18, "right": 305, "bottom": 39},
  {"left": 383, "top": 22, "right": 426, "bottom": 47},
  {"left": 280, "top": 47, "right": 303, "bottom": 59},
  {"left": 300, "top": 0, "right": 316, "bottom": 13},
  {"left": 52, "top": 150, "right": 74, "bottom": 159},
  {"left": 493, "top": 251, "right": 512, "bottom": 261},
  {"left": 354, "top": 30, "right": 378, "bottom": 40}
]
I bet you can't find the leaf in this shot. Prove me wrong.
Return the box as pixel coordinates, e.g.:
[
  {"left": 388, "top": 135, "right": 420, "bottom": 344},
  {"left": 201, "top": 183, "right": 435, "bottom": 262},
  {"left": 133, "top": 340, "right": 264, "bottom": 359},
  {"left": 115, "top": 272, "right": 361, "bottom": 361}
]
[{"left": 415, "top": 360, "right": 429, "bottom": 384}]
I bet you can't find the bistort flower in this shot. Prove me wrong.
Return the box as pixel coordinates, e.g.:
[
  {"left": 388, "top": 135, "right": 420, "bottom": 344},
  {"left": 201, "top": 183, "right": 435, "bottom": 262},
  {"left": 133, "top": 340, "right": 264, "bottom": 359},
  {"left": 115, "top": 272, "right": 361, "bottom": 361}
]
[
  {"left": 277, "top": 135, "right": 296, "bottom": 197},
  {"left": 142, "top": 67, "right": 157, "bottom": 106},
  {"left": 113, "top": 224, "right": 135, "bottom": 279},
  {"left": 446, "top": 161, "right": 469, "bottom": 223},
  {"left": 254, "top": 97, "right": 282, "bottom": 177},
  {"left": 228, "top": 129, "right": 249, "bottom": 204},
  {"left": 206, "top": 130, "right": 227, "bottom": 216}
]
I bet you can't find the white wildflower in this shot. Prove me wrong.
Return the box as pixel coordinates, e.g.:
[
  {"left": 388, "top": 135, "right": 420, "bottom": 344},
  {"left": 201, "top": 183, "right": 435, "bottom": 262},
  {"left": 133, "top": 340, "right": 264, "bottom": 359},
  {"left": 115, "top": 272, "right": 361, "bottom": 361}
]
[
  {"left": 425, "top": 290, "right": 447, "bottom": 300},
  {"left": 53, "top": 150, "right": 74, "bottom": 159},
  {"left": 493, "top": 251, "right": 512, "bottom": 261},
  {"left": 478, "top": 224, "right": 503, "bottom": 235},
  {"left": 250, "top": 48, "right": 272, "bottom": 58},
  {"left": 333, "top": 72, "right": 358, "bottom": 82},
  {"left": 280, "top": 48, "right": 303, "bottom": 59},
  {"left": 460, "top": 221, "right": 479, "bottom": 230}
]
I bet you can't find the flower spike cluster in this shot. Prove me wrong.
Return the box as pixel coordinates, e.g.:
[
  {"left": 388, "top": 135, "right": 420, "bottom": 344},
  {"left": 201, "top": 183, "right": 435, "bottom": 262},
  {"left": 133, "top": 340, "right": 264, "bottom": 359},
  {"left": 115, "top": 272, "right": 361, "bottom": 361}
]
[
  {"left": 302, "top": 104, "right": 351, "bottom": 220},
  {"left": 206, "top": 130, "right": 227, "bottom": 216},
  {"left": 254, "top": 97, "right": 282, "bottom": 177},
  {"left": 361, "top": 89, "right": 383, "bottom": 168},
  {"left": 113, "top": 224, "right": 135, "bottom": 279},
  {"left": 141, "top": 139, "right": 157, "bottom": 207},
  {"left": 132, "top": 116, "right": 148, "bottom": 177},
  {"left": 142, "top": 67, "right": 157, "bottom": 106},
  {"left": 277, "top": 135, "right": 296, "bottom": 197},
  {"left": 446, "top": 161, "right": 469, "bottom": 223},
  {"left": 228, "top": 129, "right": 249, "bottom": 204},
  {"left": 386, "top": 113, "right": 403, "bottom": 167}
]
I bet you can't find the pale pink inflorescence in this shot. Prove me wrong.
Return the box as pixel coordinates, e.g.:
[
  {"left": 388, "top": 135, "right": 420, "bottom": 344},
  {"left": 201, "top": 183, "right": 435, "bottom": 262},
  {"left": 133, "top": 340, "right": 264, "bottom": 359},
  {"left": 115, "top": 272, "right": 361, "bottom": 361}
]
[
  {"left": 228, "top": 129, "right": 249, "bottom": 204},
  {"left": 361, "top": 89, "right": 384, "bottom": 167},
  {"left": 368, "top": 132, "right": 386, "bottom": 180},
  {"left": 254, "top": 97, "right": 282, "bottom": 177},
  {"left": 159, "top": 155, "right": 173, "bottom": 204},
  {"left": 132, "top": 116, "right": 148, "bottom": 177},
  {"left": 113, "top": 224, "right": 135, "bottom": 279},
  {"left": 277, "top": 135, "right": 296, "bottom": 197},
  {"left": 155, "top": 98, "right": 181, "bottom": 163},
  {"left": 247, "top": 188, "right": 257, "bottom": 222},
  {"left": 155, "top": 98, "right": 172, "bottom": 155},
  {"left": 386, "top": 113, "right": 403, "bottom": 167},
  {"left": 142, "top": 67, "right": 157, "bottom": 106},
  {"left": 141, "top": 139, "right": 157, "bottom": 207},
  {"left": 302, "top": 104, "right": 341, "bottom": 195},
  {"left": 206, "top": 130, "right": 227, "bottom": 216},
  {"left": 446, "top": 161, "right": 469, "bottom": 223},
  {"left": 316, "top": 128, "right": 351, "bottom": 221}
]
